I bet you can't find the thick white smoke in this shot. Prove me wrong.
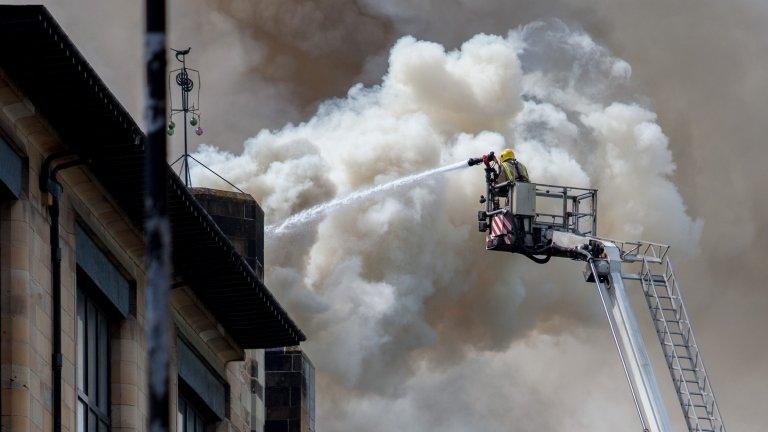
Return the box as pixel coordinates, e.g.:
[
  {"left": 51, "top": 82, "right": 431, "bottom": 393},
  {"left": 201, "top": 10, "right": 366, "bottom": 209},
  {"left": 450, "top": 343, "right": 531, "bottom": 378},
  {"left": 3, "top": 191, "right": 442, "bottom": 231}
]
[{"left": 192, "top": 22, "right": 701, "bottom": 431}]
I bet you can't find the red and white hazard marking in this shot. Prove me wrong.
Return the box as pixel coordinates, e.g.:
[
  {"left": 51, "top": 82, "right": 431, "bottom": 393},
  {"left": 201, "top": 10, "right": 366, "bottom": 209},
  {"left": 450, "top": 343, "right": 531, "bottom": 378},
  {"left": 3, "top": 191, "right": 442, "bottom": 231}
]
[{"left": 489, "top": 214, "right": 513, "bottom": 244}]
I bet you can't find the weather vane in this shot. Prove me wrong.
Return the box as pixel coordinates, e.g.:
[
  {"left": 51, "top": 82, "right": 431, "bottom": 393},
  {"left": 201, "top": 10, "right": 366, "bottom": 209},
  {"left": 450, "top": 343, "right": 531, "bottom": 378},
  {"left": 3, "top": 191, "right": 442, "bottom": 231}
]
[
  {"left": 167, "top": 47, "right": 244, "bottom": 192},
  {"left": 168, "top": 47, "right": 203, "bottom": 186}
]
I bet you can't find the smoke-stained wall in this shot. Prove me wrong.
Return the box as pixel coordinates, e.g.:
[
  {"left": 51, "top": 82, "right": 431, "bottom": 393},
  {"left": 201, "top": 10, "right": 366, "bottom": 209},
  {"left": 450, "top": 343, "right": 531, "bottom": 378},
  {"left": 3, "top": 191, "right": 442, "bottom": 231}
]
[{"left": 11, "top": 0, "right": 767, "bottom": 430}]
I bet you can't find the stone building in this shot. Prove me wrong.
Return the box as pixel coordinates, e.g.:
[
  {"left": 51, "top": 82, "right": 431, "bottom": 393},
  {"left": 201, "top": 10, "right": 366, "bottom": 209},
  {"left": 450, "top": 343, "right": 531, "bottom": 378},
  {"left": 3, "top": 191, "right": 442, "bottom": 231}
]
[
  {"left": 264, "top": 348, "right": 315, "bottom": 432},
  {"left": 0, "top": 6, "right": 305, "bottom": 432}
]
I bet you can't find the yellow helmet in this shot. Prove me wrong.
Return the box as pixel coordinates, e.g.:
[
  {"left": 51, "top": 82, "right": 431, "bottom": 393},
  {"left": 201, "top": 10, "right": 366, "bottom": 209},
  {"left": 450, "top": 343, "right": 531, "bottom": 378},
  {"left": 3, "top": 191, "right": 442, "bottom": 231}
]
[{"left": 499, "top": 148, "right": 515, "bottom": 163}]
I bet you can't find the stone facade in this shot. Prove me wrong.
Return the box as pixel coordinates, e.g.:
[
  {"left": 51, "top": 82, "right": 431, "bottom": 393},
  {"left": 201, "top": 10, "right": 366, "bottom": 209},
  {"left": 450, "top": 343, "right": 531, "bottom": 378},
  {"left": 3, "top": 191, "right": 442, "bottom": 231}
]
[
  {"left": 264, "top": 348, "right": 315, "bottom": 432},
  {"left": 0, "top": 65, "right": 263, "bottom": 432}
]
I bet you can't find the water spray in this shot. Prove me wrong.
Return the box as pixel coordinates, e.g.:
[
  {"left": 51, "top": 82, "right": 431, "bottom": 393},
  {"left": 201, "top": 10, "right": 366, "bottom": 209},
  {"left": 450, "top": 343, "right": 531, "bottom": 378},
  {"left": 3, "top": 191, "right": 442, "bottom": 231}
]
[{"left": 266, "top": 159, "right": 479, "bottom": 237}]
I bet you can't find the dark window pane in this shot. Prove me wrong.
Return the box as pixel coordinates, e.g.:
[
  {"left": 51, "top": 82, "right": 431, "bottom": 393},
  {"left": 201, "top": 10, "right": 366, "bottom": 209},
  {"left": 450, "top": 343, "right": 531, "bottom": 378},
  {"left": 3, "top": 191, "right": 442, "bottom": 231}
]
[
  {"left": 98, "top": 313, "right": 108, "bottom": 409},
  {"left": 185, "top": 403, "right": 194, "bottom": 432},
  {"left": 77, "top": 284, "right": 112, "bottom": 431},
  {"left": 88, "top": 409, "right": 96, "bottom": 432},
  {"left": 178, "top": 395, "right": 212, "bottom": 432},
  {"left": 77, "top": 293, "right": 86, "bottom": 392},
  {"left": 195, "top": 412, "right": 204, "bottom": 432},
  {"left": 87, "top": 301, "right": 97, "bottom": 398}
]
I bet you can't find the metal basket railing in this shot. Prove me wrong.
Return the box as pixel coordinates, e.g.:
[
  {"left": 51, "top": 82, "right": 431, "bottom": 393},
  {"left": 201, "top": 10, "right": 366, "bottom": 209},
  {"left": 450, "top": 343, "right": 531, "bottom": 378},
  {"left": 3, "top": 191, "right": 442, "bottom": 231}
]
[{"left": 531, "top": 183, "right": 598, "bottom": 235}]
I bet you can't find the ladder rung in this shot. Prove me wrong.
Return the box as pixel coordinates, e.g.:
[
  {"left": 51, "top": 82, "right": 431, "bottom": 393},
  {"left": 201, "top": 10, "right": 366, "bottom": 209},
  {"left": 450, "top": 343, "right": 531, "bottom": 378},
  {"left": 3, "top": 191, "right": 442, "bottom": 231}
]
[
  {"left": 683, "top": 401, "right": 711, "bottom": 412},
  {"left": 659, "top": 329, "right": 687, "bottom": 337},
  {"left": 654, "top": 320, "right": 687, "bottom": 328},
  {"left": 623, "top": 272, "right": 666, "bottom": 283},
  {"left": 675, "top": 353, "right": 700, "bottom": 364},
  {"left": 648, "top": 294, "right": 679, "bottom": 301},
  {"left": 680, "top": 388, "right": 708, "bottom": 397},
  {"left": 667, "top": 354, "right": 693, "bottom": 361},
  {"left": 689, "top": 424, "right": 715, "bottom": 431},
  {"left": 678, "top": 367, "right": 704, "bottom": 373},
  {"left": 674, "top": 378, "right": 702, "bottom": 385},
  {"left": 664, "top": 342, "right": 693, "bottom": 355}
]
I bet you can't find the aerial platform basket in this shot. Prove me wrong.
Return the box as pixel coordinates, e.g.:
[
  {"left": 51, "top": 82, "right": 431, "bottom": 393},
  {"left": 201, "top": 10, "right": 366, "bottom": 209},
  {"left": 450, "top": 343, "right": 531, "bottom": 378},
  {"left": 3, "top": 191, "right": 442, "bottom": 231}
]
[
  {"left": 468, "top": 150, "right": 727, "bottom": 432},
  {"left": 478, "top": 175, "right": 599, "bottom": 262}
]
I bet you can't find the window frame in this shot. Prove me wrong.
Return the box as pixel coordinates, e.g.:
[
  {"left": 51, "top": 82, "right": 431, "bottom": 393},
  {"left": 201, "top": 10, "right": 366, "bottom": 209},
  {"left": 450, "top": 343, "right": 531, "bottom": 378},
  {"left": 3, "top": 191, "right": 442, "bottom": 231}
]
[
  {"left": 76, "top": 284, "right": 112, "bottom": 432},
  {"left": 177, "top": 388, "right": 216, "bottom": 432}
]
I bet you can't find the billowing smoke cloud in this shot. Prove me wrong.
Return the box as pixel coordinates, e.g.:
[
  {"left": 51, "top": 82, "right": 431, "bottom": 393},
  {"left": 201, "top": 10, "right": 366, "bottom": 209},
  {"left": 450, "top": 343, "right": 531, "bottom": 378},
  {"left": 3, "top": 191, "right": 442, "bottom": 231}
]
[
  {"left": 24, "top": 0, "right": 767, "bottom": 429},
  {"left": 191, "top": 24, "right": 702, "bottom": 430}
]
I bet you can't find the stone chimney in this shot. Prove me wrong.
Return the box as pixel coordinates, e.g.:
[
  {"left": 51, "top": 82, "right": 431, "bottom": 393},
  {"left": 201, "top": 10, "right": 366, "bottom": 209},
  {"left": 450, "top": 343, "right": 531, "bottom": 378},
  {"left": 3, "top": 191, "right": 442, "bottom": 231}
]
[{"left": 190, "top": 187, "right": 265, "bottom": 280}]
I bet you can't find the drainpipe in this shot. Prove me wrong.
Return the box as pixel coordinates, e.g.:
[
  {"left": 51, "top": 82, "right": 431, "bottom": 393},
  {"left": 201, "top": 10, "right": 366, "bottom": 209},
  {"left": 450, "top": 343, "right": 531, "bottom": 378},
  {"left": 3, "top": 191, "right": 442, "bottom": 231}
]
[{"left": 40, "top": 153, "right": 84, "bottom": 432}]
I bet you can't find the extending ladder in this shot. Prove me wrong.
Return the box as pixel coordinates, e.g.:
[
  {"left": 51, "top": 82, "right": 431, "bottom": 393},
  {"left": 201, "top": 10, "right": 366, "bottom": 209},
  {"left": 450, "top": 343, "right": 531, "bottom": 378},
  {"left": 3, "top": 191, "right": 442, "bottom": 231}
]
[{"left": 633, "top": 250, "right": 726, "bottom": 432}]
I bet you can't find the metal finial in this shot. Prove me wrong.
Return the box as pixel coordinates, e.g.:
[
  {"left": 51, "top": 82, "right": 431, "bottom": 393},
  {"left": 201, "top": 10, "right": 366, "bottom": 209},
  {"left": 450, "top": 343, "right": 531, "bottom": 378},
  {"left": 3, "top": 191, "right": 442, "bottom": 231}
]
[
  {"left": 168, "top": 47, "right": 201, "bottom": 186},
  {"left": 167, "top": 47, "right": 243, "bottom": 193}
]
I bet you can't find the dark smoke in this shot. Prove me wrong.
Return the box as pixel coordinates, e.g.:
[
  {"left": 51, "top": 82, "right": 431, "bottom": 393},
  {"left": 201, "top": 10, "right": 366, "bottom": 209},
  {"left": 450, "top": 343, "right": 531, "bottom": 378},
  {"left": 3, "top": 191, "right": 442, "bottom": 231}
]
[{"left": 13, "top": 0, "right": 767, "bottom": 430}]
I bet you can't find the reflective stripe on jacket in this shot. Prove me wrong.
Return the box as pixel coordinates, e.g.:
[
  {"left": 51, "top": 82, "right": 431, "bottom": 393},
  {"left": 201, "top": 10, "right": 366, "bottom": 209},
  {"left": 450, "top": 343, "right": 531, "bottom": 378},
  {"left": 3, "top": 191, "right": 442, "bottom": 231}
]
[{"left": 498, "top": 159, "right": 530, "bottom": 183}]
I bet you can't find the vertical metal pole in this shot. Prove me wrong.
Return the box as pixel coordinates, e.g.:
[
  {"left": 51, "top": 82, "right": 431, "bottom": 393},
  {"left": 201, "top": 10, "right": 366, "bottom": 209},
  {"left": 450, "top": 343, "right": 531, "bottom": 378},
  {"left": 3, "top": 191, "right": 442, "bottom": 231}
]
[
  {"left": 182, "top": 109, "right": 189, "bottom": 185},
  {"left": 180, "top": 53, "right": 190, "bottom": 186},
  {"left": 562, "top": 187, "right": 568, "bottom": 229},
  {"left": 593, "top": 190, "right": 598, "bottom": 236},
  {"left": 573, "top": 197, "right": 580, "bottom": 233},
  {"left": 144, "top": 3, "right": 171, "bottom": 432}
]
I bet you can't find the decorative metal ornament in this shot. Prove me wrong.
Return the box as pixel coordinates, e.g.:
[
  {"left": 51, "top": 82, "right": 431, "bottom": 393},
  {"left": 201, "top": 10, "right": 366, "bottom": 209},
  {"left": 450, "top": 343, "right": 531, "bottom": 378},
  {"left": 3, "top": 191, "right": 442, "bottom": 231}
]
[
  {"left": 166, "top": 48, "right": 242, "bottom": 193},
  {"left": 167, "top": 47, "right": 202, "bottom": 186}
]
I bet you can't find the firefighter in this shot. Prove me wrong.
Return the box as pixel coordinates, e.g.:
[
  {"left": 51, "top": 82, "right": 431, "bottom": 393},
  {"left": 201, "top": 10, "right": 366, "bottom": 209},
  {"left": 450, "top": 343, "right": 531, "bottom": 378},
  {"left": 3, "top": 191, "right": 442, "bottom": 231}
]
[
  {"left": 496, "top": 148, "right": 529, "bottom": 186},
  {"left": 496, "top": 148, "right": 532, "bottom": 238}
]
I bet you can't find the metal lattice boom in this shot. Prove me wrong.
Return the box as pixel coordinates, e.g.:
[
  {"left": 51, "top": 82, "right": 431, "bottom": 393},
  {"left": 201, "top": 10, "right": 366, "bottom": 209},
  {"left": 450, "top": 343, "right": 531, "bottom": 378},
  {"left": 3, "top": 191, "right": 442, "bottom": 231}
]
[
  {"left": 640, "top": 256, "right": 725, "bottom": 432},
  {"left": 614, "top": 241, "right": 726, "bottom": 432}
]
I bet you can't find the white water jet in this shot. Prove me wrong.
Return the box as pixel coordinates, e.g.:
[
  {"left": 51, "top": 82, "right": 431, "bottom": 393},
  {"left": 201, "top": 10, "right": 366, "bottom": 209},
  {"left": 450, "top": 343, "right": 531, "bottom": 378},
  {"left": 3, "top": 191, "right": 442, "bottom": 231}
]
[{"left": 266, "top": 160, "right": 469, "bottom": 237}]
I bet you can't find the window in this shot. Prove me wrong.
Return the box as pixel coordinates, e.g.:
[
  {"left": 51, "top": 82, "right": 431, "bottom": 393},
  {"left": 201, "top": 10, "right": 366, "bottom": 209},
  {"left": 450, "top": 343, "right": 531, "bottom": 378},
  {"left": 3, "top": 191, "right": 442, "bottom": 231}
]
[
  {"left": 177, "top": 395, "right": 210, "bottom": 432},
  {"left": 77, "top": 287, "right": 111, "bottom": 432},
  {"left": 176, "top": 338, "right": 227, "bottom": 421}
]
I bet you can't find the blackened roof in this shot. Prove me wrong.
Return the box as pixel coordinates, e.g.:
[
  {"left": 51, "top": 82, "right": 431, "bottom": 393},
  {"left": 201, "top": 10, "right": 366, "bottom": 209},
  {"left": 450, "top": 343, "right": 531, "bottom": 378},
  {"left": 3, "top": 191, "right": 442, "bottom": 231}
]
[{"left": 0, "top": 5, "right": 305, "bottom": 348}]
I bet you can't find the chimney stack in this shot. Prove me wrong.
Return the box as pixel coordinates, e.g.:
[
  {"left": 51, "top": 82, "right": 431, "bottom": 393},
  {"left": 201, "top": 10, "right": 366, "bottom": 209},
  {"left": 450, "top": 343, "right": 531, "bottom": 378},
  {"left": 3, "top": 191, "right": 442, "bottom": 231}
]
[{"left": 190, "top": 187, "right": 265, "bottom": 279}]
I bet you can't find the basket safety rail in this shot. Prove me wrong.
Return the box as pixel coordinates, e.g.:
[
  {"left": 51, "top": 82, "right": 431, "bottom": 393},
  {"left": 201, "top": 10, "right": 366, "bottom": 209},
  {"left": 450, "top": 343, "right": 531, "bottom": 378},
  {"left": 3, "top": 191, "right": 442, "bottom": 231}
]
[
  {"left": 531, "top": 183, "right": 598, "bottom": 236},
  {"left": 591, "top": 238, "right": 670, "bottom": 264}
]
